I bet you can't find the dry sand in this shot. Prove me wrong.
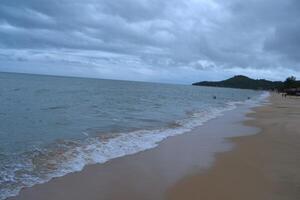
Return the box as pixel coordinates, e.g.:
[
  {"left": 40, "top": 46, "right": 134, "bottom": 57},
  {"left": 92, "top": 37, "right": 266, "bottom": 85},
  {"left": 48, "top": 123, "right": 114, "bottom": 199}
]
[
  {"left": 8, "top": 93, "right": 300, "bottom": 200},
  {"left": 168, "top": 94, "right": 300, "bottom": 200}
]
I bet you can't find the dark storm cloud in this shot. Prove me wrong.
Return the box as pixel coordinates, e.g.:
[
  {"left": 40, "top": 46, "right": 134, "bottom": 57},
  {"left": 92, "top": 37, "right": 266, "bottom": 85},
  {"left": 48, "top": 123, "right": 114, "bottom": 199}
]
[
  {"left": 226, "top": 0, "right": 300, "bottom": 66},
  {"left": 0, "top": 0, "right": 300, "bottom": 82}
]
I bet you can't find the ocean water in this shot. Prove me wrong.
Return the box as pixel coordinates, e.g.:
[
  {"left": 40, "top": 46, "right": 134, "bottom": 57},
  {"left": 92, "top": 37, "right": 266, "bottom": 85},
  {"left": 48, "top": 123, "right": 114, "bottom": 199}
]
[{"left": 0, "top": 72, "right": 266, "bottom": 199}]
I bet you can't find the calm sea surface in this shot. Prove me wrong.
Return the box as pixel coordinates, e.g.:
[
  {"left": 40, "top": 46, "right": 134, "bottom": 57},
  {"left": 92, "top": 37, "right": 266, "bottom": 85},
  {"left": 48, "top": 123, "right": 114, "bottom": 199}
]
[{"left": 0, "top": 72, "right": 265, "bottom": 199}]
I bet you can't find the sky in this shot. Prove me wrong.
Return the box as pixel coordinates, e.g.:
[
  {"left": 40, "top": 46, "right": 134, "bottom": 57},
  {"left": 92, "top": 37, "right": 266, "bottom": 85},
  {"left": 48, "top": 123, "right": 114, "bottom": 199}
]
[{"left": 0, "top": 0, "right": 300, "bottom": 84}]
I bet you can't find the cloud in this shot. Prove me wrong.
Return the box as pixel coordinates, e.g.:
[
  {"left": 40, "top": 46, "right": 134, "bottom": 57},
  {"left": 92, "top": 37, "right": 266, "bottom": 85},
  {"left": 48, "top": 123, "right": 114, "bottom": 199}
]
[{"left": 0, "top": 0, "right": 299, "bottom": 83}]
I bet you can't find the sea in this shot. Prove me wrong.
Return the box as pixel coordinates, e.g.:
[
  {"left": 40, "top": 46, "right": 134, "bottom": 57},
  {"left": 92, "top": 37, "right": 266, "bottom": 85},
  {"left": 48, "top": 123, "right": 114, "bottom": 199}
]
[{"left": 0, "top": 72, "right": 268, "bottom": 199}]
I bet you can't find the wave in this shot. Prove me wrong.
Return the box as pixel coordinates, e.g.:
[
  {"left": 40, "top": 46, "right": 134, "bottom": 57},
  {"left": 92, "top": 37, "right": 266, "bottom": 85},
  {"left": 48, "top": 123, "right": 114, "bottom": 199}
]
[{"left": 0, "top": 92, "right": 269, "bottom": 200}]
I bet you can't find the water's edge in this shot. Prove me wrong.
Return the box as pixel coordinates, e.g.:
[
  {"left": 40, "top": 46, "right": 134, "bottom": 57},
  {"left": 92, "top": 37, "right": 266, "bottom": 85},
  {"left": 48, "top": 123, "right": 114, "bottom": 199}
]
[{"left": 3, "top": 92, "right": 270, "bottom": 200}]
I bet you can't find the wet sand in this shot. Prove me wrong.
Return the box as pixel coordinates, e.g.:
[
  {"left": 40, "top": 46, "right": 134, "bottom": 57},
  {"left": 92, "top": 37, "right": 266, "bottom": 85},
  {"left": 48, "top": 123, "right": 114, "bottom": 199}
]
[
  {"left": 168, "top": 94, "right": 300, "bottom": 200},
  {"left": 9, "top": 93, "right": 300, "bottom": 200}
]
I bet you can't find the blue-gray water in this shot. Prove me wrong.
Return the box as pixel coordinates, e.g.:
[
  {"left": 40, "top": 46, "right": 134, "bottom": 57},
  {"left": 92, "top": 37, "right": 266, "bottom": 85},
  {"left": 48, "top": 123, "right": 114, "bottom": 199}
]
[{"left": 0, "top": 72, "right": 265, "bottom": 199}]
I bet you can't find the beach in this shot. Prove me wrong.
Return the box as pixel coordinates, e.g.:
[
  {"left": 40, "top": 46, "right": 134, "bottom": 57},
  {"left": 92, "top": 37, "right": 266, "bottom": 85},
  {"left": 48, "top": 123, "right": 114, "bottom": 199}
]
[
  {"left": 169, "top": 93, "right": 300, "bottom": 200},
  {"left": 7, "top": 93, "right": 300, "bottom": 200},
  {"left": 1, "top": 0, "right": 300, "bottom": 199}
]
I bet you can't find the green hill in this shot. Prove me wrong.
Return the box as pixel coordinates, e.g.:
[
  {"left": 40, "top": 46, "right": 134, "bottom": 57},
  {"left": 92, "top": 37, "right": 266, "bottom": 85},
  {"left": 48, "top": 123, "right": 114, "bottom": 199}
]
[{"left": 192, "top": 75, "right": 283, "bottom": 90}]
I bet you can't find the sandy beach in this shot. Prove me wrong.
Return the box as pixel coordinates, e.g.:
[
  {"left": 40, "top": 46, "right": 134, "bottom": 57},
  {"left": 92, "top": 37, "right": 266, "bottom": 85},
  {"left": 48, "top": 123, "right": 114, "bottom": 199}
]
[
  {"left": 2, "top": 0, "right": 300, "bottom": 199},
  {"left": 169, "top": 94, "right": 300, "bottom": 200},
  {"left": 8, "top": 93, "right": 300, "bottom": 200}
]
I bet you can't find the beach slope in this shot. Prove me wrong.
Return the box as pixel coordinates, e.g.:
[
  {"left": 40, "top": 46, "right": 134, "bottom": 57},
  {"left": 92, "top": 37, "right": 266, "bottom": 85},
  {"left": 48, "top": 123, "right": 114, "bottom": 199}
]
[{"left": 168, "top": 94, "right": 300, "bottom": 200}]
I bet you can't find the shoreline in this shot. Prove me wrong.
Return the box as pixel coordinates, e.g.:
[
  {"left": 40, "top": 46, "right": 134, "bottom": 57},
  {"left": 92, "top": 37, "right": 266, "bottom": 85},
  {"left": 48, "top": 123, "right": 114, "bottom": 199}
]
[
  {"left": 168, "top": 93, "right": 300, "bottom": 200},
  {"left": 1, "top": 91, "right": 261, "bottom": 200},
  {"left": 7, "top": 96, "right": 261, "bottom": 200},
  {"left": 4, "top": 88, "right": 300, "bottom": 200}
]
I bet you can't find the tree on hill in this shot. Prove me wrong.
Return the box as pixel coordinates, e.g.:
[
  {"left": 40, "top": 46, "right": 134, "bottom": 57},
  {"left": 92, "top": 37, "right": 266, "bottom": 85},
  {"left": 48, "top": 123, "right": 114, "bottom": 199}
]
[
  {"left": 192, "top": 75, "right": 300, "bottom": 91},
  {"left": 284, "top": 76, "right": 297, "bottom": 89},
  {"left": 192, "top": 75, "right": 283, "bottom": 90}
]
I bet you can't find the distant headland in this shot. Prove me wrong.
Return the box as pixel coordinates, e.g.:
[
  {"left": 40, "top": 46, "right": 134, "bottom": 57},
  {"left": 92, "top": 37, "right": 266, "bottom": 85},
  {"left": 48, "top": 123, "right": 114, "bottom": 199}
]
[{"left": 192, "top": 75, "right": 300, "bottom": 93}]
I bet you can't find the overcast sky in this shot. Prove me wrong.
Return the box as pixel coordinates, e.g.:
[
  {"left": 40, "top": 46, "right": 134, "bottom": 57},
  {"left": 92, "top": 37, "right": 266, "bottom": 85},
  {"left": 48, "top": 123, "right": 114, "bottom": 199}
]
[{"left": 0, "top": 0, "right": 299, "bottom": 83}]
